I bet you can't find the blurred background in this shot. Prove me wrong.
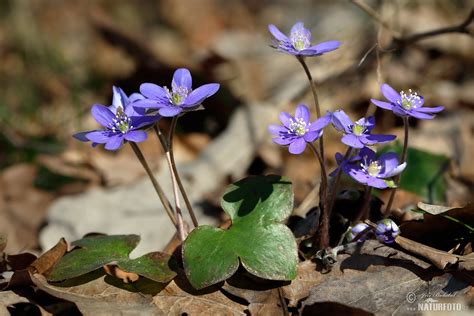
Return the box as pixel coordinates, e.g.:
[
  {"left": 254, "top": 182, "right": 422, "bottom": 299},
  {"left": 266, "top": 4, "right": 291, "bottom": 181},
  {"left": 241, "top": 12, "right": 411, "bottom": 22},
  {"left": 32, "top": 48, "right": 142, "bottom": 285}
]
[{"left": 0, "top": 0, "right": 472, "bottom": 254}]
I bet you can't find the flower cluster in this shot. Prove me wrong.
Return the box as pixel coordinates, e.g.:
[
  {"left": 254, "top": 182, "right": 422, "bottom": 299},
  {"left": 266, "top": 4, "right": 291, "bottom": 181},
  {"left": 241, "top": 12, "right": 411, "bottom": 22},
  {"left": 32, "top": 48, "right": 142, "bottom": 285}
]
[
  {"left": 74, "top": 69, "right": 219, "bottom": 150},
  {"left": 265, "top": 20, "right": 447, "bottom": 251}
]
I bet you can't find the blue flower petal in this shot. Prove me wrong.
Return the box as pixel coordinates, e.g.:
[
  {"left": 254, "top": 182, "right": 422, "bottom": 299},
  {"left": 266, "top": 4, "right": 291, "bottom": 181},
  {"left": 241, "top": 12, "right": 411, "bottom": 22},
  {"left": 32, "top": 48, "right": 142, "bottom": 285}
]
[
  {"left": 158, "top": 106, "right": 183, "bottom": 117},
  {"left": 365, "top": 134, "right": 396, "bottom": 144},
  {"left": 124, "top": 130, "right": 147, "bottom": 143},
  {"left": 288, "top": 137, "right": 306, "bottom": 154},
  {"left": 371, "top": 98, "right": 394, "bottom": 110},
  {"left": 303, "top": 130, "right": 320, "bottom": 142},
  {"left": 86, "top": 130, "right": 113, "bottom": 144},
  {"left": 408, "top": 110, "right": 435, "bottom": 120},
  {"left": 268, "top": 24, "right": 288, "bottom": 42},
  {"left": 305, "top": 40, "right": 340, "bottom": 54},
  {"left": 268, "top": 124, "right": 288, "bottom": 136},
  {"left": 310, "top": 114, "right": 331, "bottom": 131},
  {"left": 73, "top": 131, "right": 93, "bottom": 142},
  {"left": 111, "top": 86, "right": 128, "bottom": 114},
  {"left": 183, "top": 83, "right": 220, "bottom": 107},
  {"left": 381, "top": 84, "right": 401, "bottom": 103},
  {"left": 104, "top": 135, "right": 124, "bottom": 151},
  {"left": 341, "top": 134, "right": 364, "bottom": 148},
  {"left": 172, "top": 68, "right": 192, "bottom": 91},
  {"left": 415, "top": 106, "right": 444, "bottom": 113},
  {"left": 129, "top": 93, "right": 145, "bottom": 103},
  {"left": 279, "top": 112, "right": 293, "bottom": 128},
  {"left": 272, "top": 137, "right": 293, "bottom": 145},
  {"left": 331, "top": 110, "right": 353, "bottom": 133},
  {"left": 140, "top": 83, "right": 168, "bottom": 100},
  {"left": 377, "top": 152, "right": 400, "bottom": 175},
  {"left": 91, "top": 104, "right": 115, "bottom": 127},
  {"left": 295, "top": 104, "right": 310, "bottom": 123}
]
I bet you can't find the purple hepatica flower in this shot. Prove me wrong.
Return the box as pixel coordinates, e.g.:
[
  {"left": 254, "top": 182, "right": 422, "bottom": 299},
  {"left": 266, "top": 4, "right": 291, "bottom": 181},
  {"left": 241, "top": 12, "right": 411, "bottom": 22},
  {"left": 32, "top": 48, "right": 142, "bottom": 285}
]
[
  {"left": 268, "top": 104, "right": 330, "bottom": 154},
  {"left": 371, "top": 83, "right": 444, "bottom": 120},
  {"left": 268, "top": 21, "right": 340, "bottom": 56},
  {"left": 343, "top": 147, "right": 406, "bottom": 189},
  {"left": 134, "top": 68, "right": 220, "bottom": 117},
  {"left": 73, "top": 86, "right": 159, "bottom": 151},
  {"left": 375, "top": 219, "right": 400, "bottom": 244},
  {"left": 330, "top": 110, "right": 396, "bottom": 148}
]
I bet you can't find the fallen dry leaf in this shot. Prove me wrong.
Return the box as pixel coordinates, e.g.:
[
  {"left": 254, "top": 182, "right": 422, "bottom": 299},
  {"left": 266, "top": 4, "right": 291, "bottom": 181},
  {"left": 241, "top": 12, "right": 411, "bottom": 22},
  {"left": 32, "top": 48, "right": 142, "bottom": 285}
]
[
  {"left": 154, "top": 279, "right": 247, "bottom": 315},
  {"left": 31, "top": 269, "right": 248, "bottom": 315},
  {"left": 31, "top": 273, "right": 162, "bottom": 315},
  {"left": 301, "top": 242, "right": 471, "bottom": 314},
  {"left": 28, "top": 238, "right": 67, "bottom": 277}
]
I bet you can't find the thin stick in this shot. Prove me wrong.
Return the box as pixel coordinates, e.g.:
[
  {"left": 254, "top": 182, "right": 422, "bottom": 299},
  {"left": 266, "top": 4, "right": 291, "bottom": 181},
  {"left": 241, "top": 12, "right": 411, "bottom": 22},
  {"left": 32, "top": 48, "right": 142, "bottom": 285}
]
[
  {"left": 309, "top": 142, "right": 329, "bottom": 249},
  {"left": 349, "top": 0, "right": 401, "bottom": 38},
  {"left": 296, "top": 56, "right": 325, "bottom": 164},
  {"left": 351, "top": 0, "right": 473, "bottom": 51},
  {"left": 384, "top": 116, "right": 409, "bottom": 214},
  {"left": 154, "top": 123, "right": 198, "bottom": 227},
  {"left": 129, "top": 142, "right": 177, "bottom": 228},
  {"left": 327, "top": 147, "right": 353, "bottom": 216},
  {"left": 388, "top": 8, "right": 474, "bottom": 50}
]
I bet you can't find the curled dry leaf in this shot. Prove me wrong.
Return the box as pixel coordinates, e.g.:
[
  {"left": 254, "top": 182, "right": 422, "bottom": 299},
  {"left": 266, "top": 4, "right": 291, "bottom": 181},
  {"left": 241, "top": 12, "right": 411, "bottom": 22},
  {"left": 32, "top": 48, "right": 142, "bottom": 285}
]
[
  {"left": 417, "top": 201, "right": 463, "bottom": 215},
  {"left": 28, "top": 238, "right": 67, "bottom": 277}
]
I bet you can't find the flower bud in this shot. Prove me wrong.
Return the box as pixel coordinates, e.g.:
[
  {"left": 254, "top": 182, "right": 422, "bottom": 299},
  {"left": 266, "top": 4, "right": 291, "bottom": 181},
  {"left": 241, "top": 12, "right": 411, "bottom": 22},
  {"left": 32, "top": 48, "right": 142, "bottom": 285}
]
[
  {"left": 349, "top": 223, "right": 371, "bottom": 242},
  {"left": 375, "top": 219, "right": 400, "bottom": 244}
]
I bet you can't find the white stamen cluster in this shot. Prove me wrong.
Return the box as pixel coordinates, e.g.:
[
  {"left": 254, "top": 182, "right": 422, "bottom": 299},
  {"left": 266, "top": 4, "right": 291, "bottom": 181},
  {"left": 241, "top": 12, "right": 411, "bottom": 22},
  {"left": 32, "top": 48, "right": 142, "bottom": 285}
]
[
  {"left": 289, "top": 118, "right": 310, "bottom": 136},
  {"left": 352, "top": 123, "right": 366, "bottom": 136},
  {"left": 167, "top": 86, "right": 190, "bottom": 105},
  {"left": 398, "top": 89, "right": 421, "bottom": 110},
  {"left": 361, "top": 156, "right": 381, "bottom": 177},
  {"left": 291, "top": 31, "right": 310, "bottom": 51},
  {"left": 109, "top": 110, "right": 132, "bottom": 134}
]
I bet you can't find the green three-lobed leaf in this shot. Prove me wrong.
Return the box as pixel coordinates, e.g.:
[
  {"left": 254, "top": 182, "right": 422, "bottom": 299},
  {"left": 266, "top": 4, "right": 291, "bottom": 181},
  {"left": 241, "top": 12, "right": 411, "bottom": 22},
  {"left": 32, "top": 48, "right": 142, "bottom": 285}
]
[
  {"left": 49, "top": 234, "right": 176, "bottom": 283},
  {"left": 183, "top": 175, "right": 298, "bottom": 289}
]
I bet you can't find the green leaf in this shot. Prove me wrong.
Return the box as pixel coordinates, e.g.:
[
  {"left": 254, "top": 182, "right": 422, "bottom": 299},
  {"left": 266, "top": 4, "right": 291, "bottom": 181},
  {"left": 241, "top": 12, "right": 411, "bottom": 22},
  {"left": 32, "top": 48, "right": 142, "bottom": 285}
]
[
  {"left": 183, "top": 175, "right": 297, "bottom": 289},
  {"left": 379, "top": 143, "right": 449, "bottom": 203},
  {"left": 49, "top": 235, "right": 176, "bottom": 283},
  {"left": 117, "top": 252, "right": 177, "bottom": 283}
]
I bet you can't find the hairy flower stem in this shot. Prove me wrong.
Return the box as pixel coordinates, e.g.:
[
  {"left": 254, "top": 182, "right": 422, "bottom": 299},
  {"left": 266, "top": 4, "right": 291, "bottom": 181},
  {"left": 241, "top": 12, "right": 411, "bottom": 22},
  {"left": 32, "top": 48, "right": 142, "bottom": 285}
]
[
  {"left": 354, "top": 186, "right": 373, "bottom": 223},
  {"left": 297, "top": 56, "right": 325, "bottom": 164},
  {"left": 153, "top": 123, "right": 199, "bottom": 228},
  {"left": 129, "top": 142, "right": 177, "bottom": 229},
  {"left": 384, "top": 117, "right": 409, "bottom": 214},
  {"left": 309, "top": 143, "right": 330, "bottom": 249},
  {"left": 165, "top": 149, "right": 186, "bottom": 242},
  {"left": 327, "top": 148, "right": 353, "bottom": 216}
]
